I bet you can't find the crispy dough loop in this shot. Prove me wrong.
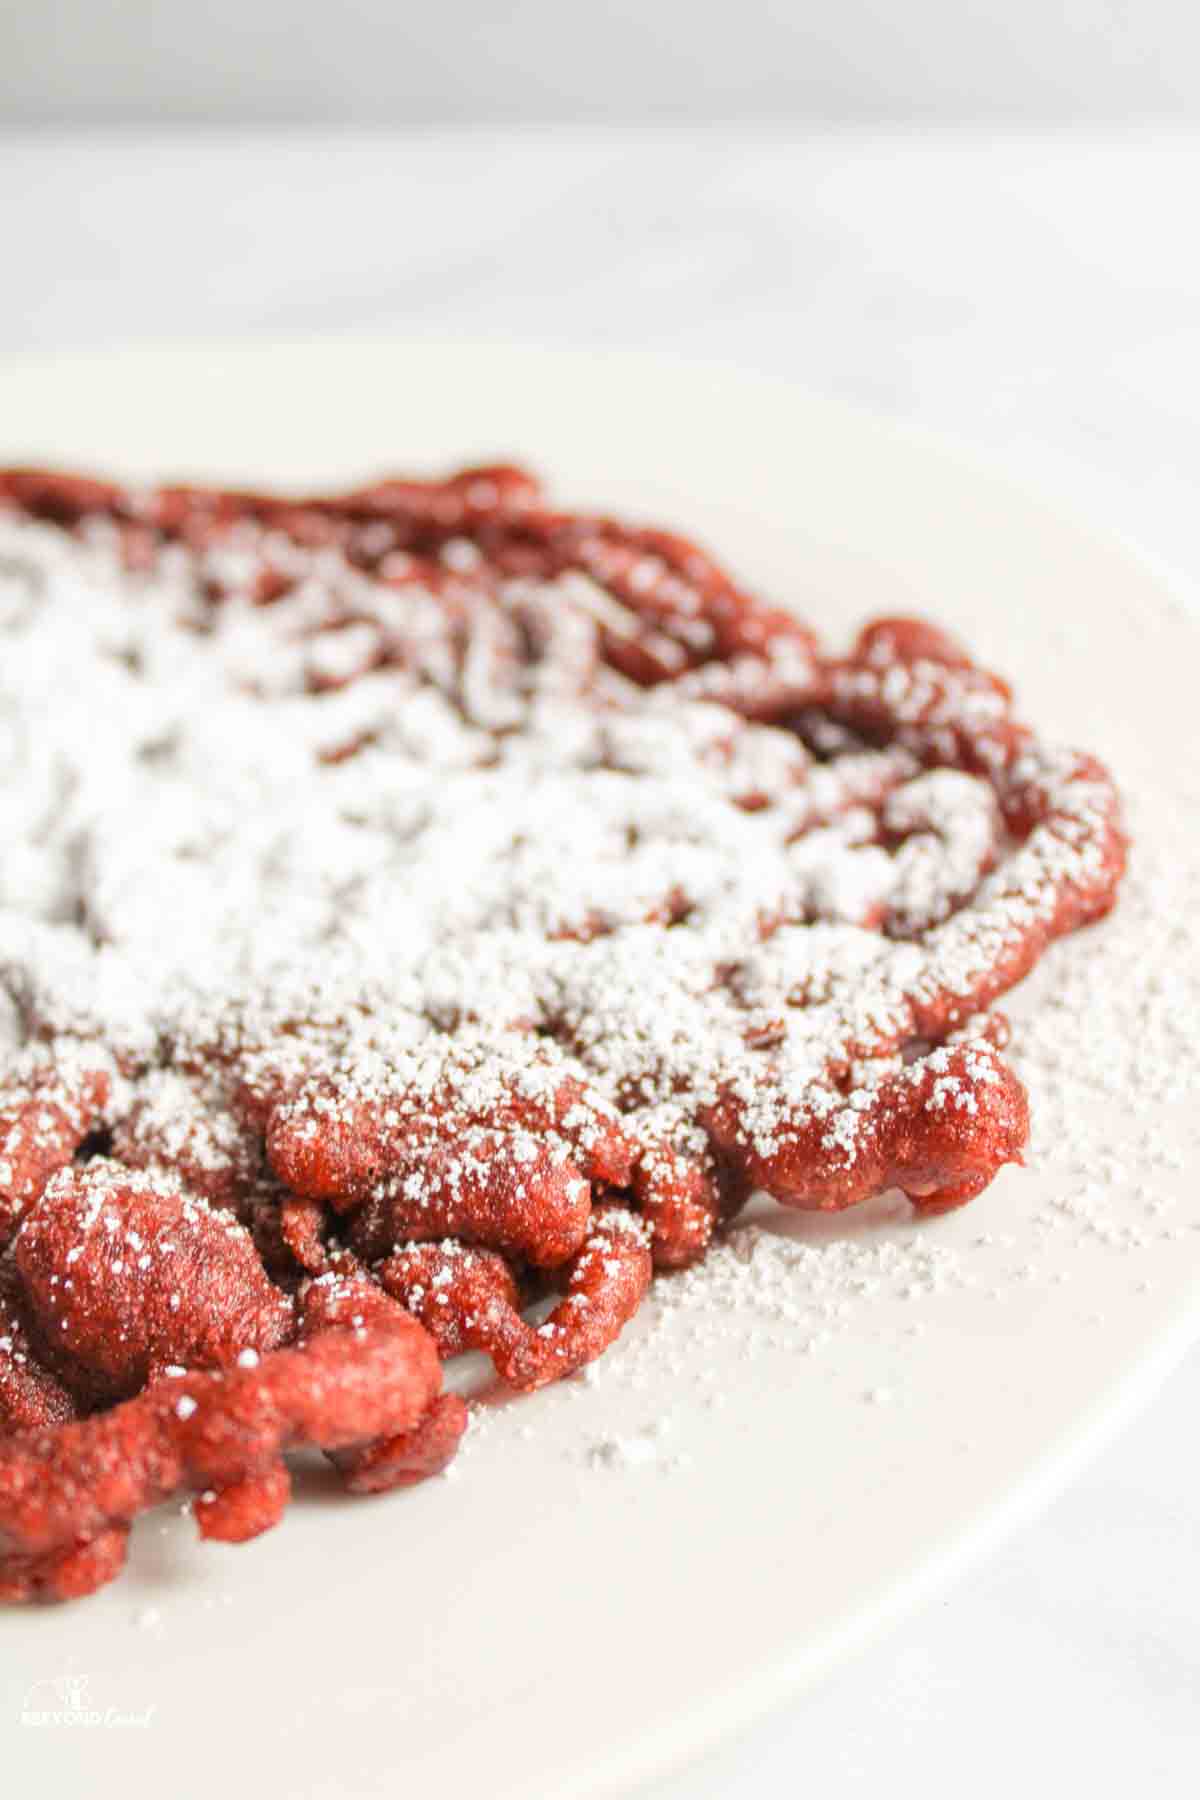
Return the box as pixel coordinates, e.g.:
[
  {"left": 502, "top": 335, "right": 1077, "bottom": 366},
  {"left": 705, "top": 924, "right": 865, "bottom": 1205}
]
[
  {"left": 266, "top": 1058, "right": 634, "bottom": 1209},
  {"left": 296, "top": 1260, "right": 468, "bottom": 1493},
  {"left": 348, "top": 1123, "right": 592, "bottom": 1269},
  {"left": 0, "top": 1524, "right": 130, "bottom": 1604},
  {"left": 373, "top": 1241, "right": 523, "bottom": 1362},
  {"left": 193, "top": 1462, "right": 292, "bottom": 1544},
  {"left": 378, "top": 1208, "right": 652, "bottom": 1393},
  {"left": 0, "top": 1053, "right": 111, "bottom": 1250},
  {"left": 629, "top": 1120, "right": 725, "bottom": 1270},
  {"left": 704, "top": 1038, "right": 1029, "bottom": 1215},
  {"left": 330, "top": 1392, "right": 469, "bottom": 1494},
  {"left": 11, "top": 1163, "right": 294, "bottom": 1406},
  {"left": 0, "top": 1287, "right": 444, "bottom": 1598},
  {"left": 0, "top": 1179, "right": 460, "bottom": 1598}
]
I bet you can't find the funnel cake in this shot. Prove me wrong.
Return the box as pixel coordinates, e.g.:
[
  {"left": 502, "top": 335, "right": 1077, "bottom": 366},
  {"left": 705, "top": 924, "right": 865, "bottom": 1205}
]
[{"left": 0, "top": 463, "right": 1125, "bottom": 1600}]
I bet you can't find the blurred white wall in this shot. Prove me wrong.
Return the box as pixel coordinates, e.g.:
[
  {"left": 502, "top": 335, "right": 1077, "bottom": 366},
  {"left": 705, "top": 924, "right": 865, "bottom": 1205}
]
[{"left": 1, "top": 0, "right": 1199, "bottom": 124}]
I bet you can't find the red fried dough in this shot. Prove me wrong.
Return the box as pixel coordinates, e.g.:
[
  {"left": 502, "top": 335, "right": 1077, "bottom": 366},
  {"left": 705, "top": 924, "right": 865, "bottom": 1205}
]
[
  {"left": 0, "top": 1054, "right": 110, "bottom": 1249},
  {"left": 0, "top": 462, "right": 541, "bottom": 549},
  {"left": 296, "top": 1262, "right": 467, "bottom": 1494},
  {"left": 851, "top": 615, "right": 982, "bottom": 676},
  {"left": 378, "top": 1208, "right": 652, "bottom": 1391},
  {"left": 705, "top": 1039, "right": 1027, "bottom": 1215},
  {"left": 905, "top": 751, "right": 1127, "bottom": 1041},
  {"left": 109, "top": 1069, "right": 264, "bottom": 1215},
  {"left": 880, "top": 770, "right": 1001, "bottom": 937},
  {"left": 0, "top": 462, "right": 815, "bottom": 700},
  {"left": 348, "top": 1124, "right": 592, "bottom": 1268},
  {"left": 630, "top": 1131, "right": 724, "bottom": 1270},
  {"left": 373, "top": 1241, "right": 523, "bottom": 1361},
  {"left": 266, "top": 1060, "right": 634, "bottom": 1209},
  {"left": 279, "top": 1191, "right": 331, "bottom": 1274},
  {"left": 12, "top": 1163, "right": 293, "bottom": 1405},
  {"left": 0, "top": 1263, "right": 76, "bottom": 1435},
  {"left": 193, "top": 1462, "right": 292, "bottom": 1544},
  {"left": 0, "top": 1525, "right": 131, "bottom": 1604},
  {"left": 0, "top": 1281, "right": 445, "bottom": 1599},
  {"left": 330, "top": 1393, "right": 468, "bottom": 1493},
  {"left": 821, "top": 635, "right": 1127, "bottom": 1039}
]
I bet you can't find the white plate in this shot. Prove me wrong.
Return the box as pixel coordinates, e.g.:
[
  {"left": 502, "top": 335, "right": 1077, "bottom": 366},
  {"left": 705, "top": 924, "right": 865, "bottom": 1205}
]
[{"left": 1, "top": 341, "right": 1198, "bottom": 1797}]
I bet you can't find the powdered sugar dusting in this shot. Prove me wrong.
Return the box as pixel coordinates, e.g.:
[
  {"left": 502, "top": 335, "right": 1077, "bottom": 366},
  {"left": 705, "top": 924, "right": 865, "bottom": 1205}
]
[
  {"left": 555, "top": 771, "right": 1200, "bottom": 1469},
  {"left": 0, "top": 508, "right": 1082, "bottom": 1186},
  {"left": 0, "top": 492, "right": 1185, "bottom": 1498}
]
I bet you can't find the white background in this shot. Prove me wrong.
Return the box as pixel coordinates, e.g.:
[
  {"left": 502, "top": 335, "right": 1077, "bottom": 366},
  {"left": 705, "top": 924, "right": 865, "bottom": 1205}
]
[{"left": 2, "top": 73, "right": 1200, "bottom": 1800}]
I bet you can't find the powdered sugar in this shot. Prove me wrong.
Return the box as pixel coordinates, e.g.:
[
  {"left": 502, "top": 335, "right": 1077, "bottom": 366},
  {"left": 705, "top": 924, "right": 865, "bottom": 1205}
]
[
  {"left": 0, "top": 491, "right": 1177, "bottom": 1491},
  {"left": 0, "top": 507, "right": 1073, "bottom": 1184},
  {"left": 561, "top": 771, "right": 1200, "bottom": 1455}
]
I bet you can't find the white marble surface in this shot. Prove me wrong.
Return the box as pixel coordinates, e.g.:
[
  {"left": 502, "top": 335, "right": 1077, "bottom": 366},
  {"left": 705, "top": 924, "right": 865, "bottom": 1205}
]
[{"left": 2, "top": 127, "right": 1198, "bottom": 1795}]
